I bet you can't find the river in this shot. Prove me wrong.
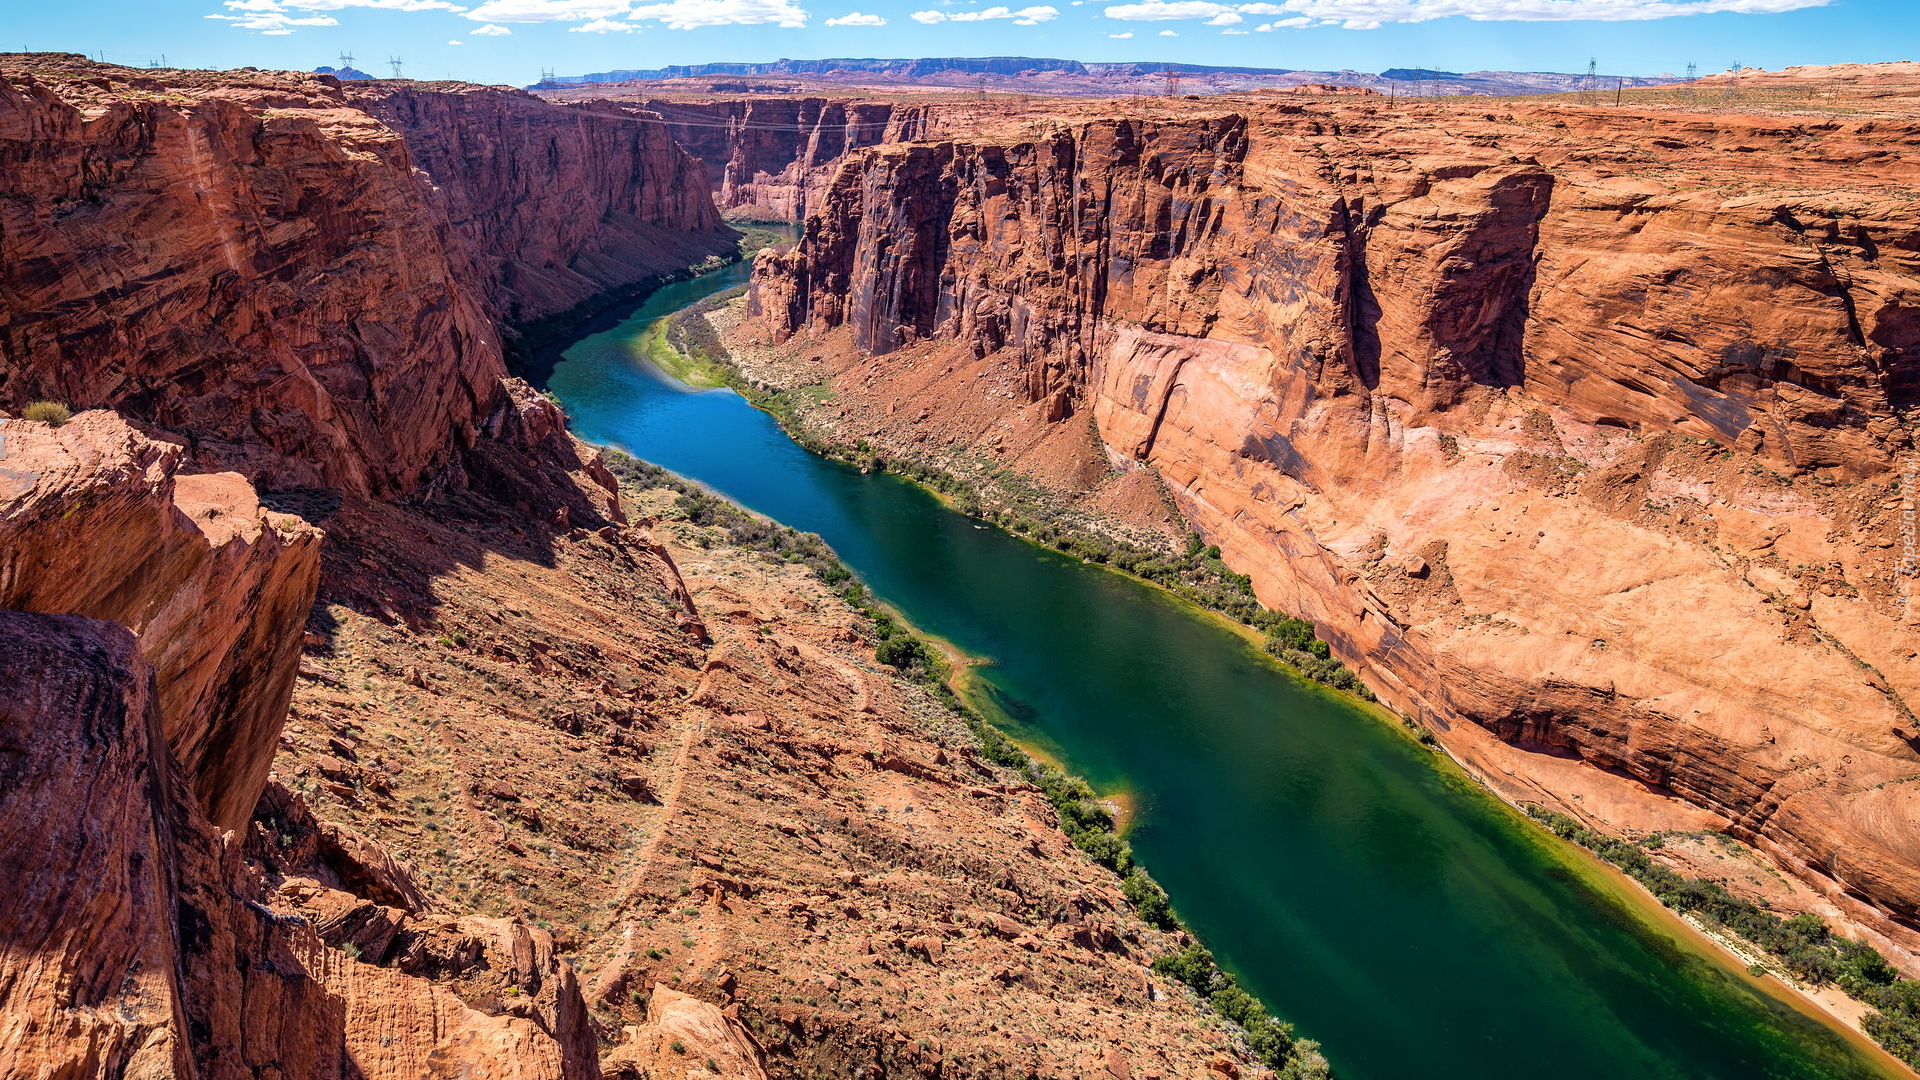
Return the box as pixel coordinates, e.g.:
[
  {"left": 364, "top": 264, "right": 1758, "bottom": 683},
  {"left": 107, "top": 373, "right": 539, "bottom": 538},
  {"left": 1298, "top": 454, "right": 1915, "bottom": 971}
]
[{"left": 544, "top": 253, "right": 1904, "bottom": 1080}]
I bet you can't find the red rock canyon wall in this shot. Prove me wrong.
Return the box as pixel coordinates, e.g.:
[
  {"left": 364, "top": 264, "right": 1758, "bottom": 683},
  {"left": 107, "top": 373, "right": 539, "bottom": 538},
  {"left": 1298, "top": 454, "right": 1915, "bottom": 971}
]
[{"left": 751, "top": 97, "right": 1920, "bottom": 944}]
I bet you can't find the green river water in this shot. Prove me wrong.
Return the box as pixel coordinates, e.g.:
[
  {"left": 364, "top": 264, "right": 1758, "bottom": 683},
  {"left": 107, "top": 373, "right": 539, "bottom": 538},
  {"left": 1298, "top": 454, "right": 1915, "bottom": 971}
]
[{"left": 544, "top": 254, "right": 1903, "bottom": 1080}]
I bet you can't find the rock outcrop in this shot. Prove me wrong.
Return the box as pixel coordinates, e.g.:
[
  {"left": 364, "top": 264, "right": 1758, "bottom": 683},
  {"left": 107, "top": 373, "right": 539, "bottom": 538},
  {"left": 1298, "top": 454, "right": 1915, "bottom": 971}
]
[
  {"left": 748, "top": 88, "right": 1920, "bottom": 951},
  {"left": 0, "top": 411, "right": 321, "bottom": 831},
  {"left": 0, "top": 608, "right": 592, "bottom": 1080},
  {"left": 637, "top": 98, "right": 913, "bottom": 220}
]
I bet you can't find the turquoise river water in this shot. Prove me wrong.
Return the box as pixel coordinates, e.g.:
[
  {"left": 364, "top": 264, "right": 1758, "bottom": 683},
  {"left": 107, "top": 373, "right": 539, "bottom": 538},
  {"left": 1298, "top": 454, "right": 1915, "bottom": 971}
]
[{"left": 545, "top": 255, "right": 1904, "bottom": 1080}]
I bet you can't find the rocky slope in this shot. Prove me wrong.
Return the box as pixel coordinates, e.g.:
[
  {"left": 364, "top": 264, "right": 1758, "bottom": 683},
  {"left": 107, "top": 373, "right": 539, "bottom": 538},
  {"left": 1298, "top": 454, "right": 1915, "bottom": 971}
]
[
  {"left": 744, "top": 81, "right": 1920, "bottom": 960},
  {"left": 273, "top": 443, "right": 1265, "bottom": 1080}
]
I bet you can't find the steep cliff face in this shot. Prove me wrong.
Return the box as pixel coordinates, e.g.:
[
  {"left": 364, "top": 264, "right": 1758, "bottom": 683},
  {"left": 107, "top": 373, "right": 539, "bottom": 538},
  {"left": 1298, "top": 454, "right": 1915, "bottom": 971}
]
[
  {"left": 752, "top": 94, "right": 1920, "bottom": 945},
  {"left": 0, "top": 411, "right": 321, "bottom": 832},
  {"left": 0, "top": 64, "right": 503, "bottom": 496},
  {"left": 0, "top": 59, "right": 733, "bottom": 496},
  {"left": 353, "top": 87, "right": 734, "bottom": 330},
  {"left": 636, "top": 97, "right": 942, "bottom": 220}
]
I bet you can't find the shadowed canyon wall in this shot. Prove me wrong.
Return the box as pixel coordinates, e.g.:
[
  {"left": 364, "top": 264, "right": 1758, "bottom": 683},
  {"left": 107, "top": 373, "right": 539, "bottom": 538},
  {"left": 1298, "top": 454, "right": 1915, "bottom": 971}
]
[{"left": 749, "top": 95, "right": 1920, "bottom": 951}]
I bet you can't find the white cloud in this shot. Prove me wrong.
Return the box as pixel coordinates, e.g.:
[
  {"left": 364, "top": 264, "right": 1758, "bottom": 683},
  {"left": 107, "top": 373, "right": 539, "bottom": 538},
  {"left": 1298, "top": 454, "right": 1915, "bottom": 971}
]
[
  {"left": 1104, "top": 0, "right": 1827, "bottom": 23},
  {"left": 826, "top": 8, "right": 886, "bottom": 20},
  {"left": 471, "top": 20, "right": 513, "bottom": 29},
  {"left": 465, "top": 0, "right": 626, "bottom": 18},
  {"left": 568, "top": 13, "right": 641, "bottom": 24},
  {"left": 207, "top": 9, "right": 341, "bottom": 31},
  {"left": 1103, "top": 0, "right": 1229, "bottom": 17},
  {"left": 910, "top": 3, "right": 1056, "bottom": 20},
  {"left": 626, "top": 0, "right": 809, "bottom": 24},
  {"left": 466, "top": 0, "right": 806, "bottom": 22},
  {"left": 1205, "top": 9, "right": 1240, "bottom": 19},
  {"left": 211, "top": 0, "right": 472, "bottom": 28},
  {"left": 1107, "top": 27, "right": 1133, "bottom": 33}
]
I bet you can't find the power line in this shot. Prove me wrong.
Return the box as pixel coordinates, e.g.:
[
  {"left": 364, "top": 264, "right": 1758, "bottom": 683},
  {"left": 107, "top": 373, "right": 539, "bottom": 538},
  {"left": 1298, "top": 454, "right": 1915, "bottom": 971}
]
[{"left": 339, "top": 51, "right": 356, "bottom": 70}]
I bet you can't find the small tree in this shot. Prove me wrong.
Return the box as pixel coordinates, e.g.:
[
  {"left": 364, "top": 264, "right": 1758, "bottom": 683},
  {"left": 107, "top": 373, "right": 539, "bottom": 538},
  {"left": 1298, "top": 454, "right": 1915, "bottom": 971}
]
[{"left": 22, "top": 401, "right": 72, "bottom": 427}]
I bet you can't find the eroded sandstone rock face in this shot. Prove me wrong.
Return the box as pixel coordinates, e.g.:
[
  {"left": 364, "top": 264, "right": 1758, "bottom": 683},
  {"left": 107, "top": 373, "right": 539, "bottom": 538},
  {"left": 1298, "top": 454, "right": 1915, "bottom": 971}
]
[
  {"left": 0, "top": 58, "right": 734, "bottom": 496},
  {"left": 354, "top": 87, "right": 733, "bottom": 332},
  {"left": 0, "top": 411, "right": 321, "bottom": 831},
  {"left": 637, "top": 98, "right": 911, "bottom": 220},
  {"left": 748, "top": 89, "right": 1920, "bottom": 953},
  {"left": 0, "top": 608, "right": 591, "bottom": 1080}
]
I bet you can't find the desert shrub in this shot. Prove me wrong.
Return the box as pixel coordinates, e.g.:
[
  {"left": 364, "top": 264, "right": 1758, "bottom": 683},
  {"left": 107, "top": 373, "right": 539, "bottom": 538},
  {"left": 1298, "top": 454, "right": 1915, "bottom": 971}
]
[{"left": 22, "top": 401, "right": 71, "bottom": 426}]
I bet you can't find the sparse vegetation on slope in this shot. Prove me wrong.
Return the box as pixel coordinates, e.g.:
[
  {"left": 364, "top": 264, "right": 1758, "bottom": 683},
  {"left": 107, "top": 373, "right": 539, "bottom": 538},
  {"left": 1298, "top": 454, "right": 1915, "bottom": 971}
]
[
  {"left": 604, "top": 445, "right": 1333, "bottom": 1077},
  {"left": 1527, "top": 806, "right": 1920, "bottom": 1069}
]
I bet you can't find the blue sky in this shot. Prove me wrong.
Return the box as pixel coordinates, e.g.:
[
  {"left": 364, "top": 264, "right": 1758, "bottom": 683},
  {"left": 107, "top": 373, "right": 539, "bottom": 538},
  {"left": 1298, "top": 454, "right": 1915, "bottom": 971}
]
[{"left": 7, "top": 0, "right": 1913, "bottom": 88}]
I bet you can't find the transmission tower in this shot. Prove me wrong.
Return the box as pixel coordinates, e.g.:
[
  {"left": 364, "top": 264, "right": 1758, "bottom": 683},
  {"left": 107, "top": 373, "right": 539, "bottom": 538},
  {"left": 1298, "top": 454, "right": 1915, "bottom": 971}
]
[
  {"left": 1724, "top": 61, "right": 1738, "bottom": 104},
  {"left": 1582, "top": 57, "right": 1597, "bottom": 105},
  {"left": 1685, "top": 61, "right": 1697, "bottom": 104},
  {"left": 540, "top": 67, "right": 555, "bottom": 83},
  {"left": 389, "top": 55, "right": 404, "bottom": 79},
  {"left": 1163, "top": 66, "right": 1181, "bottom": 98}
]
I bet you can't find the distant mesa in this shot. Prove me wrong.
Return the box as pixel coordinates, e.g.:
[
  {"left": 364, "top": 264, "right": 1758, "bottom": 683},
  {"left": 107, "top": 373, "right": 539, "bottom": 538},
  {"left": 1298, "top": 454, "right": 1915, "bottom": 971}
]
[
  {"left": 530, "top": 56, "right": 1682, "bottom": 96},
  {"left": 314, "top": 64, "right": 375, "bottom": 80}
]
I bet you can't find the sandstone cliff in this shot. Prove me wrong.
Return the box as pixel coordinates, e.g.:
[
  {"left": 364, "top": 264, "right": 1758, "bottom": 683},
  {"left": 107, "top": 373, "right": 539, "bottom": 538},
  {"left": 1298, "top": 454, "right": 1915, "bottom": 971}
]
[
  {"left": 747, "top": 89, "right": 1920, "bottom": 955},
  {"left": 637, "top": 98, "right": 912, "bottom": 220},
  {"left": 0, "top": 412, "right": 321, "bottom": 832},
  {"left": 353, "top": 87, "right": 732, "bottom": 332},
  {"left": 0, "top": 58, "right": 733, "bottom": 496}
]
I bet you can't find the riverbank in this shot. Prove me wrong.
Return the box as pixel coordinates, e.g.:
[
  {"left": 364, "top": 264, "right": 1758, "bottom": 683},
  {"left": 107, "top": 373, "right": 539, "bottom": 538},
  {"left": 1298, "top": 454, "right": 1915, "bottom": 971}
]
[
  {"left": 692, "top": 269, "right": 1920, "bottom": 1073},
  {"left": 603, "top": 449, "right": 1333, "bottom": 1079},
  {"left": 546, "top": 255, "right": 1913, "bottom": 1080}
]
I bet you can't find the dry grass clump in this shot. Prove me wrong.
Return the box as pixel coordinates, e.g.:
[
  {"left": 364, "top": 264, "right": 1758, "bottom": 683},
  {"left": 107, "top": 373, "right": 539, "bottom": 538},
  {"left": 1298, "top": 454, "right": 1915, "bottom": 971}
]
[{"left": 22, "top": 401, "right": 72, "bottom": 426}]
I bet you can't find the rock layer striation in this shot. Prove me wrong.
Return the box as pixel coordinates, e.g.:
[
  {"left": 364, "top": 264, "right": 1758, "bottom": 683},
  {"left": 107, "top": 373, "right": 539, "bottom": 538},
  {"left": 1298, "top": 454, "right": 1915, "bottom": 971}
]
[{"left": 748, "top": 89, "right": 1920, "bottom": 953}]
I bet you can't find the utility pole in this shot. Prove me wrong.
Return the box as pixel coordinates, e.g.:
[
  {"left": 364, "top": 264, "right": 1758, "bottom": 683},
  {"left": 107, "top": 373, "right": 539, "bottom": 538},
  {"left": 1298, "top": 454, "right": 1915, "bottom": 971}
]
[
  {"left": 389, "top": 55, "right": 404, "bottom": 79},
  {"left": 1615, "top": 77, "right": 1623, "bottom": 106}
]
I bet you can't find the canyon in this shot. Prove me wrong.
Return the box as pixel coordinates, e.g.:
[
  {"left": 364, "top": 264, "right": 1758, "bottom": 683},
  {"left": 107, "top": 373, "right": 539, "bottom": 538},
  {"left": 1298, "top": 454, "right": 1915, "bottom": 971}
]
[
  {"left": 7, "top": 46, "right": 1920, "bottom": 1080},
  {"left": 722, "top": 64, "right": 1920, "bottom": 971},
  {"left": 0, "top": 57, "right": 1273, "bottom": 1080}
]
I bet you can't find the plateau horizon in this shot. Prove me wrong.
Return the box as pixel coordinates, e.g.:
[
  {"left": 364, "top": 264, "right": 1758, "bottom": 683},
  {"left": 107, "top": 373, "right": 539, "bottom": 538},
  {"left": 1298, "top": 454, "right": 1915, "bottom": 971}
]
[{"left": 9, "top": 0, "right": 1913, "bottom": 89}]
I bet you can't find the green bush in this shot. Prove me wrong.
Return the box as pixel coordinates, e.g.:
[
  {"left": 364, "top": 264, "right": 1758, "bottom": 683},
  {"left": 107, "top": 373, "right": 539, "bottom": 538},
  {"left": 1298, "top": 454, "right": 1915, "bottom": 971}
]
[
  {"left": 1123, "top": 870, "right": 1176, "bottom": 930},
  {"left": 1527, "top": 805, "right": 1919, "bottom": 1068},
  {"left": 22, "top": 401, "right": 71, "bottom": 426}
]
